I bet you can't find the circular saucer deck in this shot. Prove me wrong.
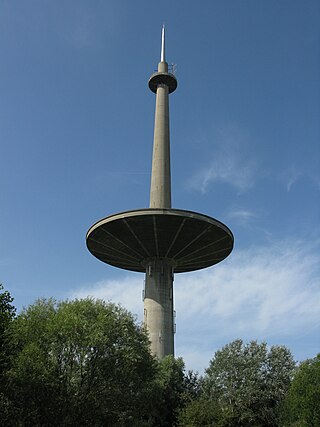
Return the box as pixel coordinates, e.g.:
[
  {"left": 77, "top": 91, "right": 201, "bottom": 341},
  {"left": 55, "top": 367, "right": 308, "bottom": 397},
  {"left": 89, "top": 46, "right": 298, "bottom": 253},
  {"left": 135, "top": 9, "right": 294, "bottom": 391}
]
[{"left": 86, "top": 208, "right": 234, "bottom": 273}]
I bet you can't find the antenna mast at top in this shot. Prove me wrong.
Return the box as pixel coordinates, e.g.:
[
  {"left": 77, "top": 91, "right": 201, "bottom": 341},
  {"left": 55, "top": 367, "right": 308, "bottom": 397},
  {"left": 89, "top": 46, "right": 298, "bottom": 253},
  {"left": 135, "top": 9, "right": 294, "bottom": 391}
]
[{"left": 161, "top": 25, "right": 165, "bottom": 62}]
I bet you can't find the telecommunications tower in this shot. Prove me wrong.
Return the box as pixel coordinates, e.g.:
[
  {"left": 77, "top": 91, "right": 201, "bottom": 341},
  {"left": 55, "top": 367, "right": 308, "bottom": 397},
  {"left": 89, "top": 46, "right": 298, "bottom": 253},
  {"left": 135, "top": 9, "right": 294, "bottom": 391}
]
[{"left": 86, "top": 27, "right": 234, "bottom": 358}]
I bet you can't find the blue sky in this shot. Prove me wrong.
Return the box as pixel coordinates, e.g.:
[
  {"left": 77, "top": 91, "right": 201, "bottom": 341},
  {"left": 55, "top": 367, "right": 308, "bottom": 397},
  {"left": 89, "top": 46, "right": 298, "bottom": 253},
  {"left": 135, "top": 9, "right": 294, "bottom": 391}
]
[{"left": 1, "top": 0, "right": 319, "bottom": 372}]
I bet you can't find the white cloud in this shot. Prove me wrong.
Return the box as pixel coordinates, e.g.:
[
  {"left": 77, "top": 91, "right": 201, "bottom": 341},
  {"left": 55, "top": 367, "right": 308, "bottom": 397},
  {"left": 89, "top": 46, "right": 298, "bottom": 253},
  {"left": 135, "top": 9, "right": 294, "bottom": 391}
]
[
  {"left": 188, "top": 125, "right": 258, "bottom": 194},
  {"left": 280, "top": 165, "right": 320, "bottom": 193},
  {"left": 70, "top": 275, "right": 143, "bottom": 319},
  {"left": 281, "top": 165, "right": 302, "bottom": 192},
  {"left": 177, "top": 240, "right": 319, "bottom": 328},
  {"left": 71, "top": 239, "right": 320, "bottom": 373},
  {"left": 174, "top": 239, "right": 320, "bottom": 370},
  {"left": 193, "top": 156, "right": 257, "bottom": 194},
  {"left": 228, "top": 210, "right": 256, "bottom": 220},
  {"left": 227, "top": 209, "right": 257, "bottom": 227}
]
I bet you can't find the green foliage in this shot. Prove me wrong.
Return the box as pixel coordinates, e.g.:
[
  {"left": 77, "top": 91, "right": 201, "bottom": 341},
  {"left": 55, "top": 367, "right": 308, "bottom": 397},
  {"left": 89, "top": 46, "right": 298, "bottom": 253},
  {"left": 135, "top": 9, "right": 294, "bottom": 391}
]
[
  {"left": 0, "top": 283, "right": 16, "bottom": 358},
  {"left": 178, "top": 396, "right": 222, "bottom": 426},
  {"left": 0, "top": 295, "right": 203, "bottom": 426},
  {"left": 0, "top": 284, "right": 16, "bottom": 392},
  {"left": 182, "top": 369, "right": 203, "bottom": 403},
  {"left": 280, "top": 354, "right": 320, "bottom": 427},
  {"left": 1, "top": 292, "right": 307, "bottom": 427},
  {"left": 0, "top": 283, "right": 15, "bottom": 345},
  {"left": 3, "top": 297, "right": 157, "bottom": 426},
  {"left": 148, "top": 356, "right": 186, "bottom": 426},
  {"left": 203, "top": 339, "right": 295, "bottom": 427},
  {"left": 146, "top": 356, "right": 202, "bottom": 427}
]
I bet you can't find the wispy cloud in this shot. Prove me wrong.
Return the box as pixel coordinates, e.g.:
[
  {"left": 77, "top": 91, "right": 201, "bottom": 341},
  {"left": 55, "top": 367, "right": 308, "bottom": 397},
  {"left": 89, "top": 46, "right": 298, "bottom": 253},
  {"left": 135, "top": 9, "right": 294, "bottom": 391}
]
[
  {"left": 228, "top": 209, "right": 257, "bottom": 225},
  {"left": 228, "top": 209, "right": 256, "bottom": 219},
  {"left": 70, "top": 275, "right": 143, "bottom": 317},
  {"left": 188, "top": 125, "right": 258, "bottom": 194},
  {"left": 281, "top": 165, "right": 302, "bottom": 192},
  {"left": 280, "top": 165, "right": 320, "bottom": 193},
  {"left": 71, "top": 238, "right": 320, "bottom": 372},
  {"left": 174, "top": 239, "right": 320, "bottom": 370},
  {"left": 175, "top": 240, "right": 319, "bottom": 329}
]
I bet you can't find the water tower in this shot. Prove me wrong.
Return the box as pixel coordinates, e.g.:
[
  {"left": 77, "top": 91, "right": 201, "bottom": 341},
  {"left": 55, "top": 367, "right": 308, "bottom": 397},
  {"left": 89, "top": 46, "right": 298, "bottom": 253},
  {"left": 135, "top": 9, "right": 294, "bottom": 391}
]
[{"left": 86, "top": 27, "right": 234, "bottom": 358}]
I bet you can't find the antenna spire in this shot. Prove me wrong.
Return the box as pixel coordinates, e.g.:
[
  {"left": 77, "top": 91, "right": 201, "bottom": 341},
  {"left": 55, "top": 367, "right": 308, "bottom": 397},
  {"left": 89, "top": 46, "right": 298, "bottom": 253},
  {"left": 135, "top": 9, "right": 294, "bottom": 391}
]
[{"left": 161, "top": 24, "right": 165, "bottom": 62}]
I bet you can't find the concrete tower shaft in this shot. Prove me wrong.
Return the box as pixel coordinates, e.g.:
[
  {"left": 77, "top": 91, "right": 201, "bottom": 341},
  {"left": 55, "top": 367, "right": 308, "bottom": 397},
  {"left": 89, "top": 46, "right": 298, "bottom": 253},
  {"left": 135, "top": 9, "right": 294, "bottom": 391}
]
[
  {"left": 149, "top": 27, "right": 177, "bottom": 209},
  {"left": 145, "top": 26, "right": 177, "bottom": 357},
  {"left": 144, "top": 259, "right": 174, "bottom": 357},
  {"left": 149, "top": 79, "right": 171, "bottom": 209},
  {"left": 86, "top": 26, "right": 234, "bottom": 361}
]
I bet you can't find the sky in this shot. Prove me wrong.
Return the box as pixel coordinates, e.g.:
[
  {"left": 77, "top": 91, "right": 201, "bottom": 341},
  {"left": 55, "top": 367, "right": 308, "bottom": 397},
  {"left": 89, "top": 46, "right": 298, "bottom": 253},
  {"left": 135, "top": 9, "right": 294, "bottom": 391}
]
[{"left": 0, "top": 0, "right": 319, "bottom": 373}]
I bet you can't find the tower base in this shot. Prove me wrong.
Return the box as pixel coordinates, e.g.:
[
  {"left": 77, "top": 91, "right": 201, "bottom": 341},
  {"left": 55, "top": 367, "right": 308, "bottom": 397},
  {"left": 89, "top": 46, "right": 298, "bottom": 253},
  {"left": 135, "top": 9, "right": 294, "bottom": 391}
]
[{"left": 144, "top": 259, "right": 174, "bottom": 357}]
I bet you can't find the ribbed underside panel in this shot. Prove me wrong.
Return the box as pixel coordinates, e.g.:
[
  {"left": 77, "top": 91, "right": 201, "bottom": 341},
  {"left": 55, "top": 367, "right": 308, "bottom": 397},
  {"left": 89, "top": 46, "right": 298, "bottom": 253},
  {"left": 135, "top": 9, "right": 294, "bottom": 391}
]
[{"left": 86, "top": 208, "right": 234, "bottom": 273}]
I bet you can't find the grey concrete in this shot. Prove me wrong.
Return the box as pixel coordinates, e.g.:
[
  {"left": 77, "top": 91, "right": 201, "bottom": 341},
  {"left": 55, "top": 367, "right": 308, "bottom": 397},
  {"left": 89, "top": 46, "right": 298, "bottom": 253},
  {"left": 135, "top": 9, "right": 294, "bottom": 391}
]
[
  {"left": 150, "top": 77, "right": 171, "bottom": 208},
  {"left": 86, "top": 208, "right": 233, "bottom": 273},
  {"left": 144, "top": 259, "right": 174, "bottom": 357},
  {"left": 86, "top": 28, "right": 233, "bottom": 360},
  {"left": 146, "top": 56, "right": 176, "bottom": 357},
  {"left": 149, "top": 60, "right": 177, "bottom": 209}
]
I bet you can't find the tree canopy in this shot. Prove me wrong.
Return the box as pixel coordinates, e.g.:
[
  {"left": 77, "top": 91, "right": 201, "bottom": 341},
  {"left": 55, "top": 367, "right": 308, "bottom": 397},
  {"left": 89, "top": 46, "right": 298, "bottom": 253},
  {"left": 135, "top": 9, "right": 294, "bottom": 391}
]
[
  {"left": 0, "top": 284, "right": 16, "bottom": 375},
  {"left": 0, "top": 284, "right": 16, "bottom": 417},
  {"left": 0, "top": 284, "right": 16, "bottom": 328},
  {"left": 1, "top": 289, "right": 317, "bottom": 427},
  {"left": 0, "top": 296, "right": 201, "bottom": 426},
  {"left": 280, "top": 354, "right": 320, "bottom": 427},
  {"left": 2, "top": 298, "right": 157, "bottom": 426},
  {"left": 179, "top": 339, "right": 295, "bottom": 427}
]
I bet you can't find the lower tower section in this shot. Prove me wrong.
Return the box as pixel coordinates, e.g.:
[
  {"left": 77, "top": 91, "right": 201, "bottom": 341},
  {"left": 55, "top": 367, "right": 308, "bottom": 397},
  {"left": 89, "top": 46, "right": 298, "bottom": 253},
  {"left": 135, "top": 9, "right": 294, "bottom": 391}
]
[{"left": 144, "top": 259, "right": 174, "bottom": 357}]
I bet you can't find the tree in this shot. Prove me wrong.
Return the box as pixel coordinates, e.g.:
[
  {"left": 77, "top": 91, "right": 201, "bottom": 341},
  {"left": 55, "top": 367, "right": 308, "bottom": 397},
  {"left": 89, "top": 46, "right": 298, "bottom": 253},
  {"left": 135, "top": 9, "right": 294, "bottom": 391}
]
[
  {"left": 280, "top": 354, "right": 320, "bottom": 427},
  {"left": 4, "top": 298, "right": 157, "bottom": 426},
  {"left": 0, "top": 284, "right": 16, "bottom": 419},
  {"left": 147, "top": 356, "right": 186, "bottom": 426},
  {"left": 178, "top": 396, "right": 222, "bottom": 426},
  {"left": 203, "top": 339, "right": 295, "bottom": 427},
  {"left": 0, "top": 283, "right": 16, "bottom": 372},
  {"left": 146, "top": 356, "right": 203, "bottom": 427}
]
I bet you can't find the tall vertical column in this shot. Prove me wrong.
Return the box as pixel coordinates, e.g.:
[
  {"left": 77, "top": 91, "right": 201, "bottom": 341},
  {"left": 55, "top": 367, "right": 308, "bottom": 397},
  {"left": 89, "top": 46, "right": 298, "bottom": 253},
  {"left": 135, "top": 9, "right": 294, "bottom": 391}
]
[
  {"left": 149, "top": 61, "right": 171, "bottom": 209},
  {"left": 144, "top": 259, "right": 174, "bottom": 357},
  {"left": 144, "top": 27, "right": 177, "bottom": 358}
]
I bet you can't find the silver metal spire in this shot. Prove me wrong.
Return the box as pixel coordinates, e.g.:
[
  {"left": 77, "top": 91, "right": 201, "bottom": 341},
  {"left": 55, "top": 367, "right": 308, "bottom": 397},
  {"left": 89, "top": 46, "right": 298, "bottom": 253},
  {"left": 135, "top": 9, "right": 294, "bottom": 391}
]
[{"left": 161, "top": 25, "right": 165, "bottom": 62}]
